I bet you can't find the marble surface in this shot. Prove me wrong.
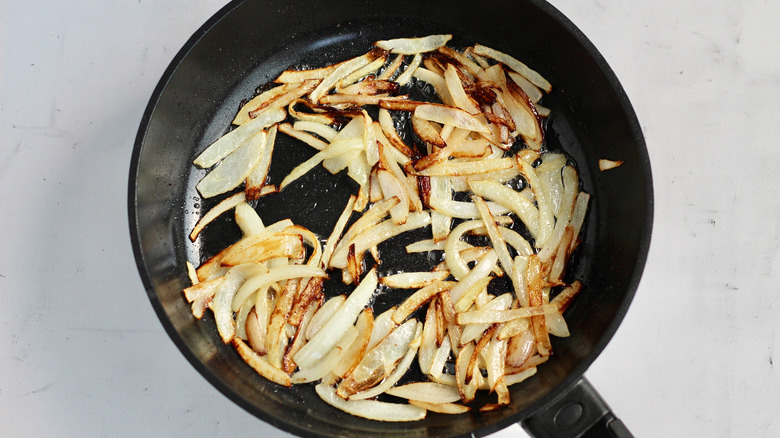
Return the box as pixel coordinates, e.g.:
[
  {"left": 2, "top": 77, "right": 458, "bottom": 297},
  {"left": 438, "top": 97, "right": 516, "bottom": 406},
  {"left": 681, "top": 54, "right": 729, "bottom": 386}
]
[{"left": 2, "top": 0, "right": 779, "bottom": 436}]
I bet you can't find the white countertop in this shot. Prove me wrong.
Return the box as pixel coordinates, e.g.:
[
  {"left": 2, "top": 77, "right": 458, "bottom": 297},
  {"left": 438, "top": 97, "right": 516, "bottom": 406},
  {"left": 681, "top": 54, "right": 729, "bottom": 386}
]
[{"left": 2, "top": 0, "right": 779, "bottom": 436}]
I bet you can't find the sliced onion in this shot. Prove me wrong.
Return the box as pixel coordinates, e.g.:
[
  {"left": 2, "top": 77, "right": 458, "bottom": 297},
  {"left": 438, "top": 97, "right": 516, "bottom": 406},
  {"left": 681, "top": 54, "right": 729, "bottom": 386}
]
[
  {"left": 375, "top": 34, "right": 452, "bottom": 55},
  {"left": 193, "top": 108, "right": 285, "bottom": 169},
  {"left": 386, "top": 381, "right": 461, "bottom": 404},
  {"left": 315, "top": 383, "right": 426, "bottom": 422},
  {"left": 349, "top": 322, "right": 422, "bottom": 400},
  {"left": 414, "top": 103, "right": 490, "bottom": 134},
  {"left": 473, "top": 44, "right": 552, "bottom": 93},
  {"left": 294, "top": 269, "right": 378, "bottom": 369}
]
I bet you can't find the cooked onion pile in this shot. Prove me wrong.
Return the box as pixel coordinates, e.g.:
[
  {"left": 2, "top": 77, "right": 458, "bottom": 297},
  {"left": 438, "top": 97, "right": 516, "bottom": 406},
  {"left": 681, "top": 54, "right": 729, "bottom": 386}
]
[{"left": 183, "top": 34, "right": 590, "bottom": 421}]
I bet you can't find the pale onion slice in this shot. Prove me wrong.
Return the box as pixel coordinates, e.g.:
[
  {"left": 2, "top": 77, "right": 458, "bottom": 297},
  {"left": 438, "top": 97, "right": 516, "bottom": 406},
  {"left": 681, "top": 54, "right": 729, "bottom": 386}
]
[
  {"left": 392, "top": 281, "right": 457, "bottom": 324},
  {"left": 418, "top": 301, "right": 437, "bottom": 376},
  {"left": 338, "top": 78, "right": 400, "bottom": 96},
  {"left": 485, "top": 328, "right": 508, "bottom": 392},
  {"left": 448, "top": 167, "right": 521, "bottom": 192},
  {"left": 283, "top": 224, "right": 323, "bottom": 267},
  {"left": 283, "top": 297, "right": 321, "bottom": 370},
  {"left": 186, "top": 261, "right": 199, "bottom": 285},
  {"left": 183, "top": 275, "right": 222, "bottom": 318},
  {"left": 233, "top": 338, "right": 292, "bottom": 387},
  {"left": 279, "top": 137, "right": 363, "bottom": 190},
  {"left": 235, "top": 202, "right": 265, "bottom": 237},
  {"left": 537, "top": 188, "right": 577, "bottom": 263},
  {"left": 349, "top": 322, "right": 422, "bottom": 400},
  {"left": 367, "top": 307, "right": 399, "bottom": 351},
  {"left": 232, "top": 265, "right": 327, "bottom": 313},
  {"left": 460, "top": 293, "right": 514, "bottom": 344},
  {"left": 535, "top": 153, "right": 568, "bottom": 215},
  {"left": 294, "top": 269, "right": 378, "bottom": 369},
  {"left": 380, "top": 271, "right": 450, "bottom": 289},
  {"left": 237, "top": 80, "right": 318, "bottom": 126},
  {"left": 430, "top": 178, "right": 452, "bottom": 243},
  {"left": 332, "top": 309, "right": 374, "bottom": 379},
  {"left": 379, "top": 140, "right": 423, "bottom": 212},
  {"left": 409, "top": 400, "right": 470, "bottom": 414},
  {"left": 291, "top": 326, "right": 359, "bottom": 384},
  {"left": 329, "top": 197, "right": 401, "bottom": 266},
  {"left": 549, "top": 226, "right": 575, "bottom": 285},
  {"left": 309, "top": 50, "right": 382, "bottom": 103},
  {"left": 189, "top": 191, "right": 246, "bottom": 241},
  {"left": 337, "top": 318, "right": 417, "bottom": 397},
  {"left": 193, "top": 107, "right": 285, "bottom": 169},
  {"left": 412, "top": 115, "right": 446, "bottom": 149},
  {"left": 448, "top": 249, "right": 498, "bottom": 304},
  {"left": 412, "top": 68, "right": 452, "bottom": 105},
  {"left": 507, "top": 70, "right": 543, "bottom": 104},
  {"left": 444, "top": 218, "right": 504, "bottom": 280},
  {"left": 468, "top": 179, "right": 540, "bottom": 238},
  {"left": 414, "top": 104, "right": 490, "bottom": 134},
  {"left": 377, "top": 108, "right": 414, "bottom": 157},
  {"left": 504, "top": 367, "right": 538, "bottom": 386},
  {"left": 337, "top": 56, "right": 388, "bottom": 89},
  {"left": 505, "top": 328, "right": 535, "bottom": 369},
  {"left": 429, "top": 335, "right": 452, "bottom": 378},
  {"left": 545, "top": 308, "right": 570, "bottom": 337},
  {"left": 375, "top": 34, "right": 452, "bottom": 54},
  {"left": 212, "top": 263, "right": 269, "bottom": 343},
  {"left": 329, "top": 212, "right": 431, "bottom": 270},
  {"left": 453, "top": 277, "right": 493, "bottom": 314},
  {"left": 232, "top": 83, "right": 294, "bottom": 125},
  {"left": 377, "top": 54, "right": 405, "bottom": 80},
  {"left": 456, "top": 303, "right": 558, "bottom": 325},
  {"left": 452, "top": 138, "right": 491, "bottom": 158},
  {"left": 444, "top": 64, "right": 480, "bottom": 115},
  {"left": 438, "top": 46, "right": 483, "bottom": 77},
  {"left": 264, "top": 278, "right": 300, "bottom": 369},
  {"left": 278, "top": 122, "right": 328, "bottom": 151},
  {"left": 394, "top": 53, "right": 422, "bottom": 85},
  {"left": 221, "top": 233, "right": 304, "bottom": 269},
  {"left": 455, "top": 341, "right": 476, "bottom": 402},
  {"left": 359, "top": 110, "right": 379, "bottom": 167},
  {"left": 386, "top": 381, "right": 461, "bottom": 404},
  {"left": 428, "top": 196, "right": 510, "bottom": 219},
  {"left": 499, "top": 227, "right": 533, "bottom": 257},
  {"left": 516, "top": 156, "right": 554, "bottom": 248},
  {"left": 410, "top": 157, "right": 515, "bottom": 177},
  {"left": 306, "top": 295, "right": 346, "bottom": 340},
  {"left": 473, "top": 196, "right": 514, "bottom": 278},
  {"left": 491, "top": 66, "right": 543, "bottom": 149},
  {"left": 376, "top": 170, "right": 410, "bottom": 225},
  {"left": 275, "top": 64, "right": 337, "bottom": 84},
  {"left": 321, "top": 195, "right": 357, "bottom": 269},
  {"left": 292, "top": 120, "right": 339, "bottom": 142},
  {"left": 473, "top": 44, "right": 552, "bottom": 93},
  {"left": 346, "top": 152, "right": 370, "bottom": 193},
  {"left": 568, "top": 192, "right": 590, "bottom": 253},
  {"left": 196, "top": 129, "right": 267, "bottom": 199},
  {"left": 315, "top": 383, "right": 426, "bottom": 422}
]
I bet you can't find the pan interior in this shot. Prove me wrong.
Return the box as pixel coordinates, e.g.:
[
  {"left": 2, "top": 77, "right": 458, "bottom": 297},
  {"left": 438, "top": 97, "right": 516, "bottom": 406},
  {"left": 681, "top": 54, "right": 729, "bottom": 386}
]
[{"left": 130, "top": 1, "right": 652, "bottom": 437}]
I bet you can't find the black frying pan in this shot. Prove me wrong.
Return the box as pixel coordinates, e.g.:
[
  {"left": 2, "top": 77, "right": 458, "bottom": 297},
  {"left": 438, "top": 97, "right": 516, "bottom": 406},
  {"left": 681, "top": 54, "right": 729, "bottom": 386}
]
[{"left": 129, "top": 0, "right": 653, "bottom": 436}]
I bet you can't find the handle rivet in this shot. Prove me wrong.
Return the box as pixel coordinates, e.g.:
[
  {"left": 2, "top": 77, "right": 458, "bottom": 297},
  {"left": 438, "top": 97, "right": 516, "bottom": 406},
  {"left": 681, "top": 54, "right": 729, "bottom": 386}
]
[{"left": 554, "top": 402, "right": 584, "bottom": 427}]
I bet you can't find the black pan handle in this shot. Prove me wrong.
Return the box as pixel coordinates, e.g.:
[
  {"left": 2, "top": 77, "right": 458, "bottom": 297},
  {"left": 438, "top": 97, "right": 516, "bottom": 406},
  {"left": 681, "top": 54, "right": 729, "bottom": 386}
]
[{"left": 520, "top": 377, "right": 633, "bottom": 438}]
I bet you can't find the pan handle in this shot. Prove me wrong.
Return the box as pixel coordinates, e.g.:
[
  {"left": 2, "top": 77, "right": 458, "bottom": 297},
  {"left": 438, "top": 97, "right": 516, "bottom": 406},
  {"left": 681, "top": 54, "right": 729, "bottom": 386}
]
[{"left": 520, "top": 377, "right": 633, "bottom": 438}]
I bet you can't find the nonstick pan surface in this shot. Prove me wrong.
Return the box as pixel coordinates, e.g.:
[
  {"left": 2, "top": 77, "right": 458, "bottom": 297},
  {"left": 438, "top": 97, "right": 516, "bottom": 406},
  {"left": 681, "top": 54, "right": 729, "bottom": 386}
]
[{"left": 129, "top": 0, "right": 653, "bottom": 436}]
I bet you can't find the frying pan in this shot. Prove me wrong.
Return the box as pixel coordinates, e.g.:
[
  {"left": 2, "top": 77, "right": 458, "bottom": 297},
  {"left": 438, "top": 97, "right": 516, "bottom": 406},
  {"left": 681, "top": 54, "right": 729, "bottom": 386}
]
[{"left": 128, "top": 0, "right": 653, "bottom": 436}]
